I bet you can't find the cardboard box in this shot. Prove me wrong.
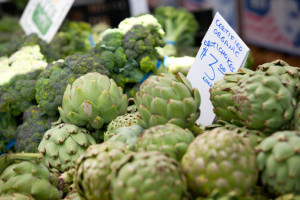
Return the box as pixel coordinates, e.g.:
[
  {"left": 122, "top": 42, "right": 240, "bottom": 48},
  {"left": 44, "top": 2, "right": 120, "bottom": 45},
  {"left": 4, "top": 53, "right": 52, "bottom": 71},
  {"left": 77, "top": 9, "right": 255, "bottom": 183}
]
[{"left": 242, "top": 0, "right": 300, "bottom": 56}]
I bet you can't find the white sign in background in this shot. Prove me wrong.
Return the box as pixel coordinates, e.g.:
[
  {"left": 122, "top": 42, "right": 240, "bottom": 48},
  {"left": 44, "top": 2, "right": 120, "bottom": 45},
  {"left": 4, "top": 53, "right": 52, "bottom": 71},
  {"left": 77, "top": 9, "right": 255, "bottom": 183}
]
[
  {"left": 20, "top": 0, "right": 74, "bottom": 43},
  {"left": 129, "top": 0, "right": 149, "bottom": 16},
  {"left": 187, "top": 12, "right": 249, "bottom": 126}
]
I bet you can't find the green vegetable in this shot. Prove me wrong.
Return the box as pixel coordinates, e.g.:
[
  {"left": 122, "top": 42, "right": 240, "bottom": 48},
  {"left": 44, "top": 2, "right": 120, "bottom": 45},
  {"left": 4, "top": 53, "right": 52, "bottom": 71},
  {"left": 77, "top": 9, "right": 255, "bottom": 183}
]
[
  {"left": 154, "top": 6, "right": 199, "bottom": 56},
  {"left": 14, "top": 106, "right": 56, "bottom": 153},
  {"left": 38, "top": 123, "right": 96, "bottom": 173},
  {"left": 58, "top": 72, "right": 128, "bottom": 130},
  {"left": 35, "top": 54, "right": 110, "bottom": 117}
]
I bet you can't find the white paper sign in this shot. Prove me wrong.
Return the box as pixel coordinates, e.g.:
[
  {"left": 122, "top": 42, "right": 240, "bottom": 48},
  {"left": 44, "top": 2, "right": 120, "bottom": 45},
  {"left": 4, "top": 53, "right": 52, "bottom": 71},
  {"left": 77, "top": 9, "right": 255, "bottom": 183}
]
[
  {"left": 187, "top": 12, "right": 249, "bottom": 126},
  {"left": 20, "top": 0, "right": 74, "bottom": 43},
  {"left": 129, "top": 0, "right": 149, "bottom": 16}
]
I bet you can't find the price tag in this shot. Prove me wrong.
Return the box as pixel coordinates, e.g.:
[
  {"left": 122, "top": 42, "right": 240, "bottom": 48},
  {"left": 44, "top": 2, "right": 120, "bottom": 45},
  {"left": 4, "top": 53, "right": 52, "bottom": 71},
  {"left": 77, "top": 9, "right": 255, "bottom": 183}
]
[
  {"left": 187, "top": 12, "right": 249, "bottom": 126},
  {"left": 20, "top": 0, "right": 74, "bottom": 43},
  {"left": 129, "top": 0, "right": 149, "bottom": 16}
]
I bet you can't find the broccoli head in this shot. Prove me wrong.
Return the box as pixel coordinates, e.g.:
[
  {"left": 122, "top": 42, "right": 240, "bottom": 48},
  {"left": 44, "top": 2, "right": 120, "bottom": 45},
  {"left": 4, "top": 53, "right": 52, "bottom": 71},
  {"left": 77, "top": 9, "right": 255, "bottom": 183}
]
[
  {"left": 50, "top": 21, "right": 93, "bottom": 59},
  {"left": 154, "top": 6, "right": 199, "bottom": 56},
  {"left": 118, "top": 14, "right": 165, "bottom": 38},
  {"left": 35, "top": 54, "right": 110, "bottom": 116},
  {"left": 0, "top": 45, "right": 47, "bottom": 127},
  {"left": 122, "top": 24, "right": 164, "bottom": 74},
  {"left": 14, "top": 105, "right": 56, "bottom": 153},
  {"left": 0, "top": 34, "right": 60, "bottom": 62},
  {"left": 0, "top": 70, "right": 43, "bottom": 117},
  {"left": 91, "top": 28, "right": 127, "bottom": 73}
]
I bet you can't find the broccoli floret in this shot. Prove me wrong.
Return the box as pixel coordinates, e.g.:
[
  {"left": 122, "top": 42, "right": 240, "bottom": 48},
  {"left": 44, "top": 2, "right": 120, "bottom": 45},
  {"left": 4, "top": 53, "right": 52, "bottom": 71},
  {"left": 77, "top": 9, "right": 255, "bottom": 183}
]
[
  {"left": 140, "top": 56, "right": 158, "bottom": 74},
  {"left": 114, "top": 59, "right": 145, "bottom": 88},
  {"left": 50, "top": 21, "right": 93, "bottom": 59},
  {"left": 0, "top": 34, "right": 60, "bottom": 62},
  {"left": 98, "top": 51, "right": 115, "bottom": 71},
  {"left": 91, "top": 28, "right": 127, "bottom": 73},
  {"left": 0, "top": 45, "right": 47, "bottom": 126},
  {"left": 122, "top": 25, "right": 164, "bottom": 73},
  {"left": 99, "top": 28, "right": 123, "bottom": 50},
  {"left": 14, "top": 105, "right": 56, "bottom": 153},
  {"left": 114, "top": 47, "right": 127, "bottom": 68},
  {"left": 154, "top": 6, "right": 199, "bottom": 56},
  {"left": 0, "top": 70, "right": 43, "bottom": 116},
  {"left": 118, "top": 14, "right": 165, "bottom": 38},
  {"left": 35, "top": 54, "right": 110, "bottom": 116}
]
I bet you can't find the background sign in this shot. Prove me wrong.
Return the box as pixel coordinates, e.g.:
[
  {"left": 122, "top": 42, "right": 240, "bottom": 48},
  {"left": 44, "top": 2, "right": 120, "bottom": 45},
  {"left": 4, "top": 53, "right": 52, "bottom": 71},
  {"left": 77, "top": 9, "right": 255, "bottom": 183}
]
[
  {"left": 129, "top": 0, "right": 149, "bottom": 16},
  {"left": 20, "top": 0, "right": 74, "bottom": 43},
  {"left": 187, "top": 12, "right": 249, "bottom": 126}
]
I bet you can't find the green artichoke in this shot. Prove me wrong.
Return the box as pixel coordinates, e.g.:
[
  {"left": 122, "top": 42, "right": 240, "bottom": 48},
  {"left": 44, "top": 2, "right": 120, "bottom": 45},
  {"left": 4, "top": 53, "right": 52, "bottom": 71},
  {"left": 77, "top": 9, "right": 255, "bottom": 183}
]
[
  {"left": 0, "top": 193, "right": 33, "bottom": 200},
  {"left": 182, "top": 128, "right": 258, "bottom": 197},
  {"left": 206, "top": 120, "right": 266, "bottom": 149},
  {"left": 135, "top": 72, "right": 200, "bottom": 129},
  {"left": 0, "top": 160, "right": 62, "bottom": 199},
  {"left": 38, "top": 123, "right": 96, "bottom": 172},
  {"left": 106, "top": 112, "right": 140, "bottom": 133},
  {"left": 275, "top": 193, "right": 300, "bottom": 200},
  {"left": 74, "top": 142, "right": 131, "bottom": 200},
  {"left": 111, "top": 151, "right": 187, "bottom": 200},
  {"left": 255, "top": 131, "right": 300, "bottom": 196},
  {"left": 63, "top": 191, "right": 81, "bottom": 200},
  {"left": 58, "top": 72, "right": 128, "bottom": 129},
  {"left": 36, "top": 54, "right": 110, "bottom": 117},
  {"left": 209, "top": 68, "right": 252, "bottom": 126},
  {"left": 232, "top": 71, "right": 295, "bottom": 133},
  {"left": 136, "top": 123, "right": 194, "bottom": 161},
  {"left": 292, "top": 101, "right": 300, "bottom": 130},
  {"left": 257, "top": 60, "right": 300, "bottom": 98},
  {"left": 105, "top": 125, "right": 144, "bottom": 150}
]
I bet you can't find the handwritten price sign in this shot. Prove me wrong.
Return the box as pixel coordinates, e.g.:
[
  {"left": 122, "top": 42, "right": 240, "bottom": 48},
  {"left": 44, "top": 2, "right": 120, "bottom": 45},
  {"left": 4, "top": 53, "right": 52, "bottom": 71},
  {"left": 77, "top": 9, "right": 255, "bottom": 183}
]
[{"left": 187, "top": 12, "right": 249, "bottom": 126}]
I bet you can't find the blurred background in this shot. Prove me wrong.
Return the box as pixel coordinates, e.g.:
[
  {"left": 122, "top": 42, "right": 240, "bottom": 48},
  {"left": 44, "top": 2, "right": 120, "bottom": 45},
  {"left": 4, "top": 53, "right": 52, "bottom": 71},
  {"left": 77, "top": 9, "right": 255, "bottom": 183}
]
[{"left": 0, "top": 0, "right": 299, "bottom": 68}]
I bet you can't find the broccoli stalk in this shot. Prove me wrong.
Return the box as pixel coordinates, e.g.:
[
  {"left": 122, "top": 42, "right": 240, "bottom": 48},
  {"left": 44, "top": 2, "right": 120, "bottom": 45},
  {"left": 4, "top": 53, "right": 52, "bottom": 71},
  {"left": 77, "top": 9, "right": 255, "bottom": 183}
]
[{"left": 154, "top": 6, "right": 199, "bottom": 56}]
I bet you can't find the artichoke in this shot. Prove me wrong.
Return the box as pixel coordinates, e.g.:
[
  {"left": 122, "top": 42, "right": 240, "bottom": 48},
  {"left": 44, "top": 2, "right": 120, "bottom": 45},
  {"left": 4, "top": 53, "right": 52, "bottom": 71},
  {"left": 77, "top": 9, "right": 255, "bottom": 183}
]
[
  {"left": 206, "top": 120, "right": 266, "bottom": 149},
  {"left": 136, "top": 123, "right": 194, "bottom": 161},
  {"left": 106, "top": 112, "right": 140, "bottom": 133},
  {"left": 0, "top": 160, "right": 62, "bottom": 200},
  {"left": 58, "top": 72, "right": 128, "bottom": 129},
  {"left": 63, "top": 191, "right": 81, "bottom": 200},
  {"left": 111, "top": 151, "right": 187, "bottom": 200},
  {"left": 292, "top": 101, "right": 300, "bottom": 130},
  {"left": 255, "top": 131, "right": 300, "bottom": 196},
  {"left": 105, "top": 125, "right": 144, "bottom": 150},
  {"left": 135, "top": 72, "right": 200, "bottom": 129},
  {"left": 232, "top": 71, "right": 295, "bottom": 133},
  {"left": 0, "top": 193, "right": 33, "bottom": 200},
  {"left": 257, "top": 60, "right": 300, "bottom": 98},
  {"left": 209, "top": 68, "right": 252, "bottom": 126},
  {"left": 38, "top": 123, "right": 96, "bottom": 172},
  {"left": 181, "top": 128, "right": 258, "bottom": 197},
  {"left": 275, "top": 194, "right": 300, "bottom": 200},
  {"left": 74, "top": 142, "right": 131, "bottom": 200},
  {"left": 36, "top": 54, "right": 110, "bottom": 117}
]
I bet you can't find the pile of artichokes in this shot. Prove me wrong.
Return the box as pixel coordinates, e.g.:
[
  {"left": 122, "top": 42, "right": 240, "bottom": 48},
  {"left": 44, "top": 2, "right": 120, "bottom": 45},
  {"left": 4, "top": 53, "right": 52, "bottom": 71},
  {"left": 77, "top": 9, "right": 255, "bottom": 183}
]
[{"left": 1, "top": 12, "right": 300, "bottom": 200}]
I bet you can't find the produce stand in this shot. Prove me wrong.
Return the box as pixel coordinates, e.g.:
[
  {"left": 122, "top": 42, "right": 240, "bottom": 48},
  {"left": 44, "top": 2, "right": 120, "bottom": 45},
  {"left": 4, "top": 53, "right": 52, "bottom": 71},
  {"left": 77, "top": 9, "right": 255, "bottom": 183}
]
[{"left": 0, "top": 1, "right": 300, "bottom": 200}]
